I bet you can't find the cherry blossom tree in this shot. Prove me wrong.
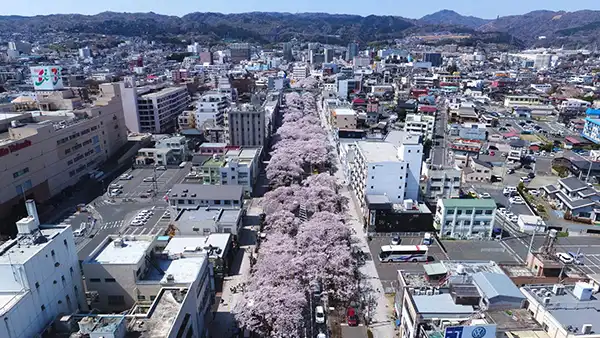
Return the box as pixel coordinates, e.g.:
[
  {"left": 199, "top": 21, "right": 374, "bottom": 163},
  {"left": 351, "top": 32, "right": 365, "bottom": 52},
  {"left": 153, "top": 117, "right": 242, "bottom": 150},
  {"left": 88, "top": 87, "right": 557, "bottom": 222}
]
[
  {"left": 266, "top": 151, "right": 304, "bottom": 187},
  {"left": 264, "top": 210, "right": 300, "bottom": 236},
  {"left": 261, "top": 185, "right": 303, "bottom": 215}
]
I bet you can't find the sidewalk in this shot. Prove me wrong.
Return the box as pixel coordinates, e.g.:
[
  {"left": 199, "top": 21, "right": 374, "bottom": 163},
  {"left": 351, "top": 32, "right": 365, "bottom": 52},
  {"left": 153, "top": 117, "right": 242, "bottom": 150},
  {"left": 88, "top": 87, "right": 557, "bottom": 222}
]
[
  {"left": 319, "top": 98, "right": 396, "bottom": 337},
  {"left": 209, "top": 222, "right": 257, "bottom": 337}
]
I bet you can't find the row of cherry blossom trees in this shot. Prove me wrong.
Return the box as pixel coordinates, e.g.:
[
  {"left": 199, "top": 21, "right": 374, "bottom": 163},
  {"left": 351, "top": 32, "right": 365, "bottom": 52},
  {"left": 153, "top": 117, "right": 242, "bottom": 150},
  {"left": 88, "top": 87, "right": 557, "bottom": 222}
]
[{"left": 233, "top": 90, "right": 357, "bottom": 337}]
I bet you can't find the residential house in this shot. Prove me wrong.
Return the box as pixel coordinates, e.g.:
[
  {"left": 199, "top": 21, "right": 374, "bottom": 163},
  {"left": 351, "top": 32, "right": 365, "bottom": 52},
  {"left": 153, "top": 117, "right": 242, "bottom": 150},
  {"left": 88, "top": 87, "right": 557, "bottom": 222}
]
[
  {"left": 541, "top": 176, "right": 600, "bottom": 223},
  {"left": 462, "top": 158, "right": 493, "bottom": 183}
]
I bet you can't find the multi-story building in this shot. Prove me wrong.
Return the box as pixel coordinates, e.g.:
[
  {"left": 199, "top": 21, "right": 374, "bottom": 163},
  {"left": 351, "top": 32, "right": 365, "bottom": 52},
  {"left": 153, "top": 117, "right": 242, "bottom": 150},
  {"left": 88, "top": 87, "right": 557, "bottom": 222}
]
[
  {"left": 226, "top": 104, "right": 266, "bottom": 147},
  {"left": 423, "top": 52, "right": 442, "bottom": 67},
  {"left": 346, "top": 42, "right": 359, "bottom": 61},
  {"left": 283, "top": 42, "right": 293, "bottom": 61},
  {"left": 534, "top": 53, "right": 552, "bottom": 69},
  {"left": 560, "top": 98, "right": 591, "bottom": 113},
  {"left": 133, "top": 86, "right": 191, "bottom": 134},
  {"left": 0, "top": 83, "right": 127, "bottom": 220},
  {"left": 582, "top": 108, "right": 600, "bottom": 144},
  {"left": 434, "top": 199, "right": 496, "bottom": 238},
  {"left": 324, "top": 48, "right": 334, "bottom": 63},
  {"left": 188, "top": 148, "right": 261, "bottom": 195},
  {"left": 0, "top": 200, "right": 85, "bottom": 338},
  {"left": 420, "top": 165, "right": 461, "bottom": 203},
  {"left": 82, "top": 235, "right": 213, "bottom": 337},
  {"left": 462, "top": 158, "right": 493, "bottom": 183},
  {"left": 396, "top": 260, "right": 526, "bottom": 338},
  {"left": 353, "top": 56, "right": 371, "bottom": 67},
  {"left": 155, "top": 135, "right": 189, "bottom": 163},
  {"left": 348, "top": 136, "right": 423, "bottom": 208},
  {"left": 78, "top": 46, "right": 91, "bottom": 59},
  {"left": 331, "top": 107, "right": 357, "bottom": 129},
  {"left": 196, "top": 92, "right": 229, "bottom": 127},
  {"left": 503, "top": 95, "right": 547, "bottom": 108},
  {"left": 541, "top": 176, "right": 600, "bottom": 223},
  {"left": 404, "top": 113, "right": 435, "bottom": 140},
  {"left": 229, "top": 43, "right": 251, "bottom": 63},
  {"left": 167, "top": 184, "right": 244, "bottom": 210},
  {"left": 292, "top": 63, "right": 309, "bottom": 80}
]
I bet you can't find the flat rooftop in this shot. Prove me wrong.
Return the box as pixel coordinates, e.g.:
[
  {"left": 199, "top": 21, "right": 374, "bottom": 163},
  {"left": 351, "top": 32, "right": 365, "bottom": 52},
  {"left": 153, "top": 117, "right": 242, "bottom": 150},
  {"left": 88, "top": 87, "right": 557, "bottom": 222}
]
[
  {"left": 128, "top": 289, "right": 188, "bottom": 338},
  {"left": 87, "top": 237, "right": 153, "bottom": 265},
  {"left": 175, "top": 208, "right": 241, "bottom": 230},
  {"left": 0, "top": 227, "right": 64, "bottom": 265},
  {"left": 400, "top": 260, "right": 505, "bottom": 288},
  {"left": 522, "top": 284, "right": 600, "bottom": 331},
  {"left": 356, "top": 141, "right": 398, "bottom": 162}
]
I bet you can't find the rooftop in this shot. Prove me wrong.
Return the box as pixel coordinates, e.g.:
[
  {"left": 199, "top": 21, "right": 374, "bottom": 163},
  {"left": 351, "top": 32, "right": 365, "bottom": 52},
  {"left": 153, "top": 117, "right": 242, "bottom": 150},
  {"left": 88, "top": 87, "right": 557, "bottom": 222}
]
[
  {"left": 0, "top": 227, "right": 64, "bottom": 265},
  {"left": 440, "top": 199, "right": 496, "bottom": 209},
  {"left": 175, "top": 207, "right": 241, "bottom": 232},
  {"left": 128, "top": 289, "right": 188, "bottom": 337},
  {"left": 86, "top": 236, "right": 153, "bottom": 265},
  {"left": 356, "top": 141, "right": 398, "bottom": 162},
  {"left": 522, "top": 283, "right": 600, "bottom": 332},
  {"left": 140, "top": 86, "right": 186, "bottom": 99}
]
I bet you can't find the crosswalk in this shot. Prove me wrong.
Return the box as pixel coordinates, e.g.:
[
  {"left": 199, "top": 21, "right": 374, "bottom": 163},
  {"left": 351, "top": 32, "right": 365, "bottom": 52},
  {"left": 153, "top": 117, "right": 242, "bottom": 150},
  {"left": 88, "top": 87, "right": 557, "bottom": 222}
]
[
  {"left": 99, "top": 220, "right": 124, "bottom": 230},
  {"left": 121, "top": 225, "right": 168, "bottom": 236}
]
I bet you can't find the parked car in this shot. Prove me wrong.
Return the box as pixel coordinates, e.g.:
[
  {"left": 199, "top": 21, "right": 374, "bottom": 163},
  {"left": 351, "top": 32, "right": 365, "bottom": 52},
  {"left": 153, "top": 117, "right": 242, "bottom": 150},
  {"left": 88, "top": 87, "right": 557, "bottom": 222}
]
[
  {"left": 503, "top": 186, "right": 517, "bottom": 195},
  {"left": 119, "top": 174, "right": 133, "bottom": 180},
  {"left": 480, "top": 193, "right": 491, "bottom": 199},
  {"left": 529, "top": 190, "right": 540, "bottom": 197},
  {"left": 528, "top": 172, "right": 536, "bottom": 179},
  {"left": 143, "top": 177, "right": 155, "bottom": 182},
  {"left": 109, "top": 184, "right": 123, "bottom": 189},
  {"left": 391, "top": 236, "right": 401, "bottom": 245},
  {"left": 315, "top": 306, "right": 325, "bottom": 324},
  {"left": 346, "top": 307, "right": 359, "bottom": 326},
  {"left": 156, "top": 165, "right": 167, "bottom": 170},
  {"left": 556, "top": 252, "right": 574, "bottom": 264},
  {"left": 510, "top": 197, "right": 525, "bottom": 205}
]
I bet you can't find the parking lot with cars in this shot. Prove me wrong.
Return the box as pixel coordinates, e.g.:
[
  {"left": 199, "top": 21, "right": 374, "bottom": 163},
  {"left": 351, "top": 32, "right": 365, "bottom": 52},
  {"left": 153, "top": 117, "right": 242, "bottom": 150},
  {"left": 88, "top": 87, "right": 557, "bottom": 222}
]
[{"left": 108, "top": 167, "right": 190, "bottom": 199}]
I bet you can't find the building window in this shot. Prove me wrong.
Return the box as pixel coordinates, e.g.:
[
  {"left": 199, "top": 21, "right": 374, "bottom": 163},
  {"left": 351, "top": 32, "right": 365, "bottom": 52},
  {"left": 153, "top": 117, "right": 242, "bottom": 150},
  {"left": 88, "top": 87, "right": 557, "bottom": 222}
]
[
  {"left": 105, "top": 278, "right": 116, "bottom": 283},
  {"left": 466, "top": 210, "right": 473, "bottom": 215},
  {"left": 89, "top": 278, "right": 101, "bottom": 283},
  {"left": 150, "top": 295, "right": 156, "bottom": 301},
  {"left": 137, "top": 295, "right": 146, "bottom": 301},
  {"left": 447, "top": 209, "right": 454, "bottom": 215},
  {"left": 485, "top": 210, "right": 493, "bottom": 215},
  {"left": 475, "top": 210, "right": 483, "bottom": 215}
]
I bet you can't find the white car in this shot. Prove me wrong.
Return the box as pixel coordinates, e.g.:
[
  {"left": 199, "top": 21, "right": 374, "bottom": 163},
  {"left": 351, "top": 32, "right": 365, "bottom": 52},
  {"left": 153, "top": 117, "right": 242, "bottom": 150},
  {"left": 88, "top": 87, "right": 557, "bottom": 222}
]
[
  {"left": 109, "top": 184, "right": 123, "bottom": 190},
  {"left": 510, "top": 197, "right": 525, "bottom": 205},
  {"left": 130, "top": 220, "right": 143, "bottom": 226},
  {"left": 315, "top": 306, "right": 325, "bottom": 324},
  {"left": 503, "top": 186, "right": 517, "bottom": 195},
  {"left": 142, "top": 177, "right": 155, "bottom": 182},
  {"left": 556, "top": 252, "right": 574, "bottom": 264},
  {"left": 119, "top": 174, "right": 133, "bottom": 180},
  {"left": 480, "top": 193, "right": 491, "bottom": 199}
]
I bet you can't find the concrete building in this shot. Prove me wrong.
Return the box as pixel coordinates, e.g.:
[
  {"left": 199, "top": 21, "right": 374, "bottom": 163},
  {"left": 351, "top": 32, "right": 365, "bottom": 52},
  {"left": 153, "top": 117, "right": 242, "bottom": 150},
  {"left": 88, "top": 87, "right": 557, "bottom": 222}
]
[
  {"left": 292, "top": 64, "right": 309, "bottom": 80},
  {"left": 187, "top": 148, "right": 261, "bottom": 194},
  {"left": 420, "top": 164, "right": 461, "bottom": 203},
  {"left": 0, "top": 200, "right": 85, "bottom": 338},
  {"left": 541, "top": 176, "right": 600, "bottom": 223},
  {"left": 78, "top": 47, "right": 91, "bottom": 59},
  {"left": 82, "top": 235, "right": 213, "bottom": 337},
  {"left": 226, "top": 104, "right": 266, "bottom": 147},
  {"left": 462, "top": 158, "right": 493, "bottom": 183},
  {"left": 0, "top": 83, "right": 128, "bottom": 220},
  {"left": 324, "top": 48, "right": 334, "bottom": 63},
  {"left": 348, "top": 133, "right": 423, "bottom": 208},
  {"left": 581, "top": 109, "right": 600, "bottom": 144},
  {"left": 196, "top": 92, "right": 230, "bottom": 127},
  {"left": 396, "top": 260, "right": 528, "bottom": 338},
  {"left": 283, "top": 42, "right": 293, "bottom": 61},
  {"left": 353, "top": 56, "right": 371, "bottom": 67},
  {"left": 534, "top": 54, "right": 552, "bottom": 69},
  {"left": 521, "top": 282, "right": 600, "bottom": 338},
  {"left": 175, "top": 207, "right": 243, "bottom": 236},
  {"left": 423, "top": 52, "right": 442, "bottom": 67},
  {"left": 155, "top": 135, "right": 189, "bottom": 162},
  {"left": 229, "top": 43, "right": 251, "bottom": 63},
  {"left": 331, "top": 107, "right": 357, "bottom": 129},
  {"left": 167, "top": 184, "right": 244, "bottom": 210},
  {"left": 434, "top": 199, "right": 497, "bottom": 239},
  {"left": 404, "top": 113, "right": 435, "bottom": 140},
  {"left": 128, "top": 86, "right": 191, "bottom": 134},
  {"left": 346, "top": 42, "right": 359, "bottom": 61}
]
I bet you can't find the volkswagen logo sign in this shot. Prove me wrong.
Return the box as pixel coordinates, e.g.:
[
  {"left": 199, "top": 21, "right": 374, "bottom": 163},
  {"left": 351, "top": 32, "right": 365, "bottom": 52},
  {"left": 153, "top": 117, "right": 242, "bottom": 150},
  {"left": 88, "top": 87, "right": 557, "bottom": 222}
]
[{"left": 472, "top": 327, "right": 487, "bottom": 338}]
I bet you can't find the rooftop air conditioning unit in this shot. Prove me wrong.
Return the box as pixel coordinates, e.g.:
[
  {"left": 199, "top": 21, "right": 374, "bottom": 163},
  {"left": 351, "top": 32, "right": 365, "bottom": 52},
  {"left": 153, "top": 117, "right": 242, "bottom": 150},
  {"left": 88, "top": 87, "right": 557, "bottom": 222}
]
[
  {"left": 426, "top": 290, "right": 433, "bottom": 296},
  {"left": 434, "top": 288, "right": 440, "bottom": 295},
  {"left": 582, "top": 324, "right": 592, "bottom": 335},
  {"left": 183, "top": 189, "right": 189, "bottom": 193},
  {"left": 543, "top": 297, "right": 551, "bottom": 306},
  {"left": 166, "top": 274, "right": 175, "bottom": 282}
]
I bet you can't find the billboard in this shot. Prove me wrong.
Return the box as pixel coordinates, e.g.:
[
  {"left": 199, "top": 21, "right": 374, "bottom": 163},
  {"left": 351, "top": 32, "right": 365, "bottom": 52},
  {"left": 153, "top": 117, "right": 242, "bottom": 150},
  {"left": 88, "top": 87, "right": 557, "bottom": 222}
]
[
  {"left": 445, "top": 325, "right": 496, "bottom": 338},
  {"left": 30, "top": 66, "right": 64, "bottom": 91}
]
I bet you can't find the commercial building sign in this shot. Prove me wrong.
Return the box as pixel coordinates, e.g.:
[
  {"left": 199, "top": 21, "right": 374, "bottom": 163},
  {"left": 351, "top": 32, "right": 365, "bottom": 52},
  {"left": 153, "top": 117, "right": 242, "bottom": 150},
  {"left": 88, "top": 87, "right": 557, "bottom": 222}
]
[
  {"left": 445, "top": 325, "right": 497, "bottom": 338},
  {"left": 0, "top": 140, "right": 32, "bottom": 157},
  {"left": 30, "top": 66, "right": 64, "bottom": 91}
]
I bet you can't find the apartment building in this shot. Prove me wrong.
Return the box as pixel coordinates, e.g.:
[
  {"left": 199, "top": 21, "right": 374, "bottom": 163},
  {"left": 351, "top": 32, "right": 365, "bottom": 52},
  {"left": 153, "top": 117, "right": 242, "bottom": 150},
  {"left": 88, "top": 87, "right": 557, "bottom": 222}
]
[
  {"left": 0, "top": 83, "right": 127, "bottom": 219},
  {"left": 187, "top": 148, "right": 261, "bottom": 194},
  {"left": 420, "top": 164, "right": 461, "bottom": 203},
  {"left": 348, "top": 135, "right": 422, "bottom": 209},
  {"left": 82, "top": 235, "right": 213, "bottom": 316},
  {"left": 229, "top": 42, "right": 251, "bottom": 63},
  {"left": 196, "top": 92, "right": 229, "bottom": 127},
  {"left": 292, "top": 64, "right": 309, "bottom": 80},
  {"left": 560, "top": 98, "right": 591, "bottom": 113},
  {"left": 404, "top": 113, "right": 435, "bottom": 140},
  {"left": 434, "top": 199, "right": 496, "bottom": 239},
  {"left": 0, "top": 200, "right": 85, "bottom": 338},
  {"left": 582, "top": 108, "right": 600, "bottom": 144},
  {"left": 226, "top": 104, "right": 266, "bottom": 147},
  {"left": 135, "top": 86, "right": 191, "bottom": 134},
  {"left": 503, "top": 95, "right": 547, "bottom": 108}
]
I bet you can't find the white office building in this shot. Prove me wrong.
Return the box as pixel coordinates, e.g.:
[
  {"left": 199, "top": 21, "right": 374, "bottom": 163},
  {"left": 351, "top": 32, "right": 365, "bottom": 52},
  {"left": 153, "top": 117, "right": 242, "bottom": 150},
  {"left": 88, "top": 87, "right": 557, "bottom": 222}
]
[
  {"left": 124, "top": 85, "right": 191, "bottom": 134},
  {"left": 78, "top": 47, "right": 91, "bottom": 59},
  {"left": 226, "top": 104, "right": 266, "bottom": 147},
  {"left": 404, "top": 113, "right": 435, "bottom": 140},
  {"left": 292, "top": 63, "right": 309, "bottom": 80},
  {"left": 348, "top": 135, "right": 423, "bottom": 207},
  {"left": 434, "top": 199, "right": 496, "bottom": 239},
  {"left": 0, "top": 200, "right": 85, "bottom": 338}
]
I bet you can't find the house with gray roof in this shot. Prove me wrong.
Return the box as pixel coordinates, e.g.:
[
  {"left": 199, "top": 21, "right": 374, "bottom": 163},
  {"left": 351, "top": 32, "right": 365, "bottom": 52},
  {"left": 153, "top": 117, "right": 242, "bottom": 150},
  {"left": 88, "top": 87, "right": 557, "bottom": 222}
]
[
  {"left": 168, "top": 184, "right": 244, "bottom": 210},
  {"left": 541, "top": 176, "right": 600, "bottom": 222},
  {"left": 472, "top": 272, "right": 525, "bottom": 310}
]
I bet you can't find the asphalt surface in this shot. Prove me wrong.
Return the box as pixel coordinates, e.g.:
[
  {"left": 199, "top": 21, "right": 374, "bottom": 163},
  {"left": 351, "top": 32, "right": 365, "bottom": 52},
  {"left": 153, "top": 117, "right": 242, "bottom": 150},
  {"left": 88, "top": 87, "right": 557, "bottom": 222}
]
[{"left": 75, "top": 167, "right": 190, "bottom": 260}]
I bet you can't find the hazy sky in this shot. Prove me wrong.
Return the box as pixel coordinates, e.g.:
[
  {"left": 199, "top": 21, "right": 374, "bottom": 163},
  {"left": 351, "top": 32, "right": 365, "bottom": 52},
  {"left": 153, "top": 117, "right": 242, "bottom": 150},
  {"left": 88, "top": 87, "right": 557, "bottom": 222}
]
[{"left": 3, "top": 0, "right": 600, "bottom": 19}]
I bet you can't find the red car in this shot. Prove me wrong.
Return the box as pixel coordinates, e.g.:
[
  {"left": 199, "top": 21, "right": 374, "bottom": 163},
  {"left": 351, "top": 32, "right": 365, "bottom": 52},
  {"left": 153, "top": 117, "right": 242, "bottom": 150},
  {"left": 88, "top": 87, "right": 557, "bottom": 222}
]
[{"left": 346, "top": 307, "right": 358, "bottom": 326}]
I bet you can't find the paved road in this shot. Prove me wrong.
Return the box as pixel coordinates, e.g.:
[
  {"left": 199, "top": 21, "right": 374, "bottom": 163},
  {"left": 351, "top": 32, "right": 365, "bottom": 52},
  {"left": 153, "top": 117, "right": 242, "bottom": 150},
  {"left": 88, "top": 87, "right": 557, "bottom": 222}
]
[{"left": 318, "top": 97, "right": 397, "bottom": 338}]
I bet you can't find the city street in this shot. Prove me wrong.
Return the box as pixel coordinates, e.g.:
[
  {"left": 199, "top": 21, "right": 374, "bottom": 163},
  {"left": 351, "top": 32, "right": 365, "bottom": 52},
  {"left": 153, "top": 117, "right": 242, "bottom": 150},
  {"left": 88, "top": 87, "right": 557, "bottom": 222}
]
[{"left": 318, "top": 97, "right": 396, "bottom": 337}]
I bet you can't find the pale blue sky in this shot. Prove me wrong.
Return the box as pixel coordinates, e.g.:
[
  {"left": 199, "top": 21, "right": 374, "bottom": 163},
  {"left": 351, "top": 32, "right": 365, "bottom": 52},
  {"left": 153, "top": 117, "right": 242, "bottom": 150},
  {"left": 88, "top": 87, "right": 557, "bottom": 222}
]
[{"left": 4, "top": 0, "right": 600, "bottom": 19}]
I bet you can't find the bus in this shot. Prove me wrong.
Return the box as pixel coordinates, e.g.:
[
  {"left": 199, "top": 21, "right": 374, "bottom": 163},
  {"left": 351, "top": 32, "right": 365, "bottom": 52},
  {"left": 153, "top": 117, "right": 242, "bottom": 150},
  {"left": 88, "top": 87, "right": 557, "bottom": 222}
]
[{"left": 378, "top": 245, "right": 428, "bottom": 263}]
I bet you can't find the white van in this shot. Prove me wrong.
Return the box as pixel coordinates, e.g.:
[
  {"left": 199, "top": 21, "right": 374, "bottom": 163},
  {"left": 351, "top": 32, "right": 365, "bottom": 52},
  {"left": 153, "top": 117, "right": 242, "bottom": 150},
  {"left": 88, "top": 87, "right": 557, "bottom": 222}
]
[{"left": 179, "top": 162, "right": 187, "bottom": 168}]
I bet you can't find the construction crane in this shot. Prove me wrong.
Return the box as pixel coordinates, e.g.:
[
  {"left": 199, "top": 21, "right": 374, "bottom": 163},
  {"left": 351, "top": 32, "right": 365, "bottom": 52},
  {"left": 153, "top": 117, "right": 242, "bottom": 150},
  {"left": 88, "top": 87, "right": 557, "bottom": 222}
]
[{"left": 167, "top": 223, "right": 179, "bottom": 238}]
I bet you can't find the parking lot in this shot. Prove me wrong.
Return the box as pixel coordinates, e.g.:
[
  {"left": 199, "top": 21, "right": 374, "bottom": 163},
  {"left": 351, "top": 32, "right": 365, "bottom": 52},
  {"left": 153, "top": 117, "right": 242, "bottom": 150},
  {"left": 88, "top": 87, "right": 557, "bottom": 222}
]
[
  {"left": 367, "top": 235, "right": 448, "bottom": 291},
  {"left": 108, "top": 167, "right": 189, "bottom": 199},
  {"left": 121, "top": 208, "right": 171, "bottom": 236},
  {"left": 441, "top": 239, "right": 521, "bottom": 263}
]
